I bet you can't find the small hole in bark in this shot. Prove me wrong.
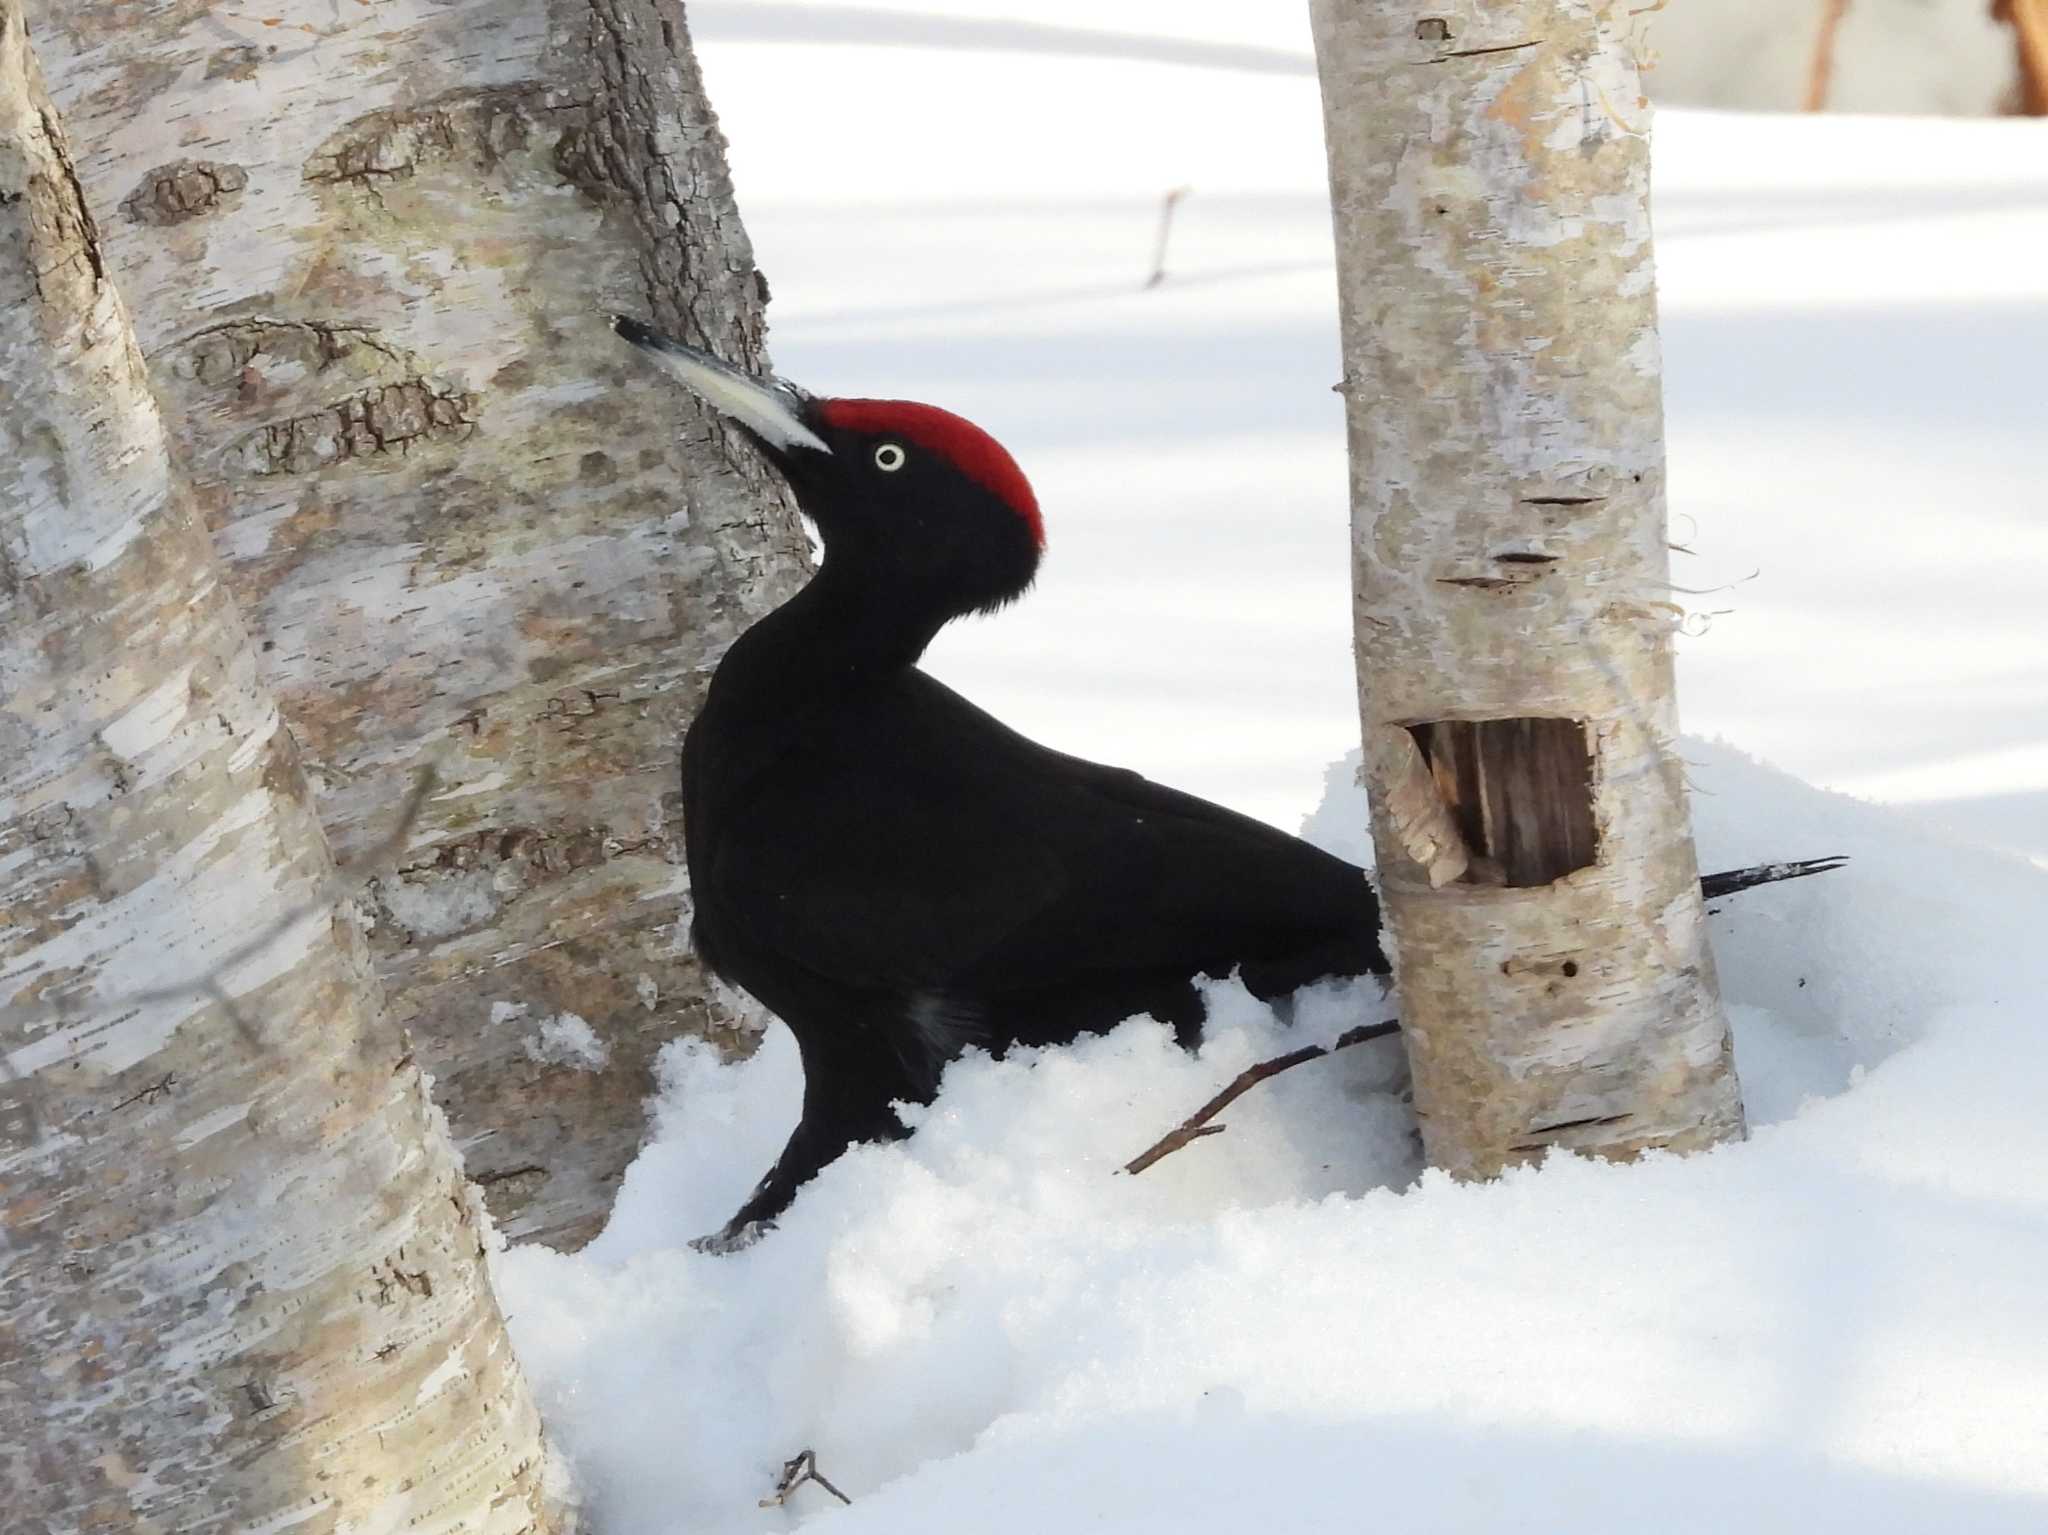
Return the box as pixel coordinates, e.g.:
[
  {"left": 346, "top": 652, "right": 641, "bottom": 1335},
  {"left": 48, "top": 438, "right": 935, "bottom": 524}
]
[
  {"left": 1562, "top": 960, "right": 1580, "bottom": 977},
  {"left": 1416, "top": 18, "right": 1452, "bottom": 42},
  {"left": 1408, "top": 717, "right": 1597, "bottom": 887}
]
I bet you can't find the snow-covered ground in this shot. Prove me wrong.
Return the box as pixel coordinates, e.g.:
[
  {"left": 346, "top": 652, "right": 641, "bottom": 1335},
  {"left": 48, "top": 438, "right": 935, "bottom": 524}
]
[{"left": 496, "top": 7, "right": 2048, "bottom": 1531}]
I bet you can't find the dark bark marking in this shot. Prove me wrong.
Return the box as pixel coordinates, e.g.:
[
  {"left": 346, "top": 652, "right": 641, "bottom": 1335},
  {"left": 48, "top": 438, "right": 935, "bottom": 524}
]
[
  {"left": 170, "top": 317, "right": 405, "bottom": 388},
  {"left": 234, "top": 380, "right": 478, "bottom": 476},
  {"left": 121, "top": 160, "right": 248, "bottom": 225},
  {"left": 206, "top": 45, "right": 264, "bottom": 81},
  {"left": 305, "top": 88, "right": 550, "bottom": 187},
  {"left": 32, "top": 107, "right": 106, "bottom": 287},
  {"left": 109, "top": 1072, "right": 178, "bottom": 1112},
  {"left": 1515, "top": 1112, "right": 1630, "bottom": 1150},
  {"left": 1437, "top": 575, "right": 1516, "bottom": 592},
  {"left": 1422, "top": 40, "right": 1544, "bottom": 62},
  {"left": 470, "top": 1164, "right": 548, "bottom": 1188},
  {"left": 371, "top": 1259, "right": 434, "bottom": 1301}
]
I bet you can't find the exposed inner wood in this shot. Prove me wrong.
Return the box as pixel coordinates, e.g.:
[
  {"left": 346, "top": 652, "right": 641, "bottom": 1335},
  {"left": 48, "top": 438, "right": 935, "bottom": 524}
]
[{"left": 1409, "top": 718, "right": 1597, "bottom": 887}]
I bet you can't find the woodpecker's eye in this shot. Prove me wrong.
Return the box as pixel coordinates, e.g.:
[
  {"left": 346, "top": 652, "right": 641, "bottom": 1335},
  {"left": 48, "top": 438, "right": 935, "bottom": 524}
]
[{"left": 873, "top": 442, "right": 907, "bottom": 472}]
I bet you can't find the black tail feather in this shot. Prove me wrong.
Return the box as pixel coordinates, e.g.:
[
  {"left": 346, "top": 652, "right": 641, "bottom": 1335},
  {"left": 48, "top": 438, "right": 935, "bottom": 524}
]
[{"left": 1700, "top": 856, "right": 1849, "bottom": 902}]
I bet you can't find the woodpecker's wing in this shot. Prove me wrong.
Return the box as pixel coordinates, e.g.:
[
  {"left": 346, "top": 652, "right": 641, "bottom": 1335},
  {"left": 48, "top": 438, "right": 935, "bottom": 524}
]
[{"left": 695, "top": 671, "right": 1382, "bottom": 1006}]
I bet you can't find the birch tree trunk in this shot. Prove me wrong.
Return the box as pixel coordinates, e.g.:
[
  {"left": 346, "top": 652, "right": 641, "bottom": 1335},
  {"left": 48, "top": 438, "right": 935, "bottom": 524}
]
[
  {"left": 1309, "top": 0, "right": 1746, "bottom": 1173},
  {"left": 0, "top": 15, "right": 560, "bottom": 1529},
  {"left": 26, "top": 0, "right": 810, "bottom": 1247}
]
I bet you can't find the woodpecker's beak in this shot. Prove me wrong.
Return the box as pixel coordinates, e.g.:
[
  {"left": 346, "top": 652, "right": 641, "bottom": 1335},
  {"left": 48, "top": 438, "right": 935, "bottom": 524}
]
[{"left": 611, "top": 315, "right": 830, "bottom": 456}]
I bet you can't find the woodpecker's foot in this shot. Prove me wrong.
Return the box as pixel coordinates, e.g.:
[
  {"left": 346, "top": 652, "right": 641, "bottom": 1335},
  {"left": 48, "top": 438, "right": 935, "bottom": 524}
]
[{"left": 690, "top": 1217, "right": 770, "bottom": 1256}]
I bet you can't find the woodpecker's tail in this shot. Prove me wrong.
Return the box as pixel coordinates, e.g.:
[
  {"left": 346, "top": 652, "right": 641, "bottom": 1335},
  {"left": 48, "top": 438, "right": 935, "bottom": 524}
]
[{"left": 1700, "top": 856, "right": 1848, "bottom": 903}]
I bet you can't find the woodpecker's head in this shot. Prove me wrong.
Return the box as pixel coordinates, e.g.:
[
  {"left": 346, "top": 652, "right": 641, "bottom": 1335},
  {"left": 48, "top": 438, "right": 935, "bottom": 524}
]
[{"left": 614, "top": 316, "right": 1042, "bottom": 616}]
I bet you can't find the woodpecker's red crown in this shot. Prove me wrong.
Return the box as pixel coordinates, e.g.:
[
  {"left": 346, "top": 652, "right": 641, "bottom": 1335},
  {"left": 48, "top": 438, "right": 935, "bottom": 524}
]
[
  {"left": 818, "top": 398, "right": 1044, "bottom": 551},
  {"left": 611, "top": 315, "right": 1044, "bottom": 615}
]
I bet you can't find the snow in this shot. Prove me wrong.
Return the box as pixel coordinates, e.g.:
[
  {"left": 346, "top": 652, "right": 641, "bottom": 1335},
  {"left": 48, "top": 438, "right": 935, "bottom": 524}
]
[
  {"left": 497, "top": 746, "right": 2048, "bottom": 1533},
  {"left": 691, "top": 9, "right": 2048, "bottom": 861},
  {"left": 525, "top": 1011, "right": 613, "bottom": 1073},
  {"left": 491, "top": 8, "right": 2048, "bottom": 1533}
]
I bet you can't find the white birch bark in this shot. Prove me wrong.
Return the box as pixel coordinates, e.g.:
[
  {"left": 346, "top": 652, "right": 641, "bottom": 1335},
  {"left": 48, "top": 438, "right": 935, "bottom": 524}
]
[
  {"left": 0, "top": 14, "right": 560, "bottom": 1528},
  {"left": 26, "top": 0, "right": 809, "bottom": 1247},
  {"left": 1309, "top": 0, "right": 1745, "bottom": 1173}
]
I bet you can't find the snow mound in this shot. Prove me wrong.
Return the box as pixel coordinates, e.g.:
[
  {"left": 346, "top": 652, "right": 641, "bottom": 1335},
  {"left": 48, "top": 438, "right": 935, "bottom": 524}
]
[{"left": 494, "top": 743, "right": 2048, "bottom": 1533}]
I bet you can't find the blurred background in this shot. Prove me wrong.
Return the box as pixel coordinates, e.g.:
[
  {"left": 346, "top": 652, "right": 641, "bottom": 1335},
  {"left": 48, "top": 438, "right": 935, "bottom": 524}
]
[{"left": 685, "top": 0, "right": 2048, "bottom": 863}]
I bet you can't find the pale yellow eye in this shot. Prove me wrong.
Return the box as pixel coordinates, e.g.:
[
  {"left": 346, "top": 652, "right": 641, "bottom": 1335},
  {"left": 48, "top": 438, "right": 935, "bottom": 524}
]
[{"left": 873, "top": 442, "right": 907, "bottom": 472}]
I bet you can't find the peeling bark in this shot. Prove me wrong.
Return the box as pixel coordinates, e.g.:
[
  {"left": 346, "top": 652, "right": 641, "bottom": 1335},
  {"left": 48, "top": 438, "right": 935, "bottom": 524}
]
[
  {"left": 1310, "top": 0, "right": 1745, "bottom": 1175},
  {"left": 28, "top": 0, "right": 810, "bottom": 1247},
  {"left": 0, "top": 12, "right": 560, "bottom": 1528}
]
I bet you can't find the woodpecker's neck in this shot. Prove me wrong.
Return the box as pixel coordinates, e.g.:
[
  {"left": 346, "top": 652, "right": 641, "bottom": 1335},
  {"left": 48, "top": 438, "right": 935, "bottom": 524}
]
[
  {"left": 803, "top": 549, "right": 959, "bottom": 674},
  {"left": 714, "top": 552, "right": 955, "bottom": 728}
]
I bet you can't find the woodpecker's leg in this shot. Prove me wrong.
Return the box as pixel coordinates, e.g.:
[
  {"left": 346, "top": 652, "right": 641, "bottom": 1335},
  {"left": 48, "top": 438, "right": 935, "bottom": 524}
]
[{"left": 696, "top": 1025, "right": 921, "bottom": 1252}]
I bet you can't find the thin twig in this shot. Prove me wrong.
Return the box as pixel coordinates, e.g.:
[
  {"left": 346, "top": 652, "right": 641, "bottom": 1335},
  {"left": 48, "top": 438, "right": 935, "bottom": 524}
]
[
  {"left": 1143, "top": 186, "right": 1191, "bottom": 290},
  {"left": 759, "top": 1449, "right": 852, "bottom": 1509},
  {"left": 108, "top": 1072, "right": 177, "bottom": 1113},
  {"left": 1123, "top": 1018, "right": 1400, "bottom": 1176},
  {"left": 1805, "top": 0, "right": 1852, "bottom": 111}
]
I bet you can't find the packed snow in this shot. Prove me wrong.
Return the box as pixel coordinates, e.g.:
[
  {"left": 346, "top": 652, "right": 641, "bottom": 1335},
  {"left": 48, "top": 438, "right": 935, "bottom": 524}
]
[
  {"left": 498, "top": 746, "right": 2048, "bottom": 1532},
  {"left": 495, "top": 6, "right": 2048, "bottom": 1532}
]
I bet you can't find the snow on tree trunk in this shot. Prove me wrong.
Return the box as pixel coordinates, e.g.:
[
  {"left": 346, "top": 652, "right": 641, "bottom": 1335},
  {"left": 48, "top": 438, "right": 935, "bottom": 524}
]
[
  {"left": 26, "top": 0, "right": 810, "bottom": 1247},
  {"left": 0, "top": 15, "right": 560, "bottom": 1530},
  {"left": 1308, "top": 0, "right": 1746, "bottom": 1174}
]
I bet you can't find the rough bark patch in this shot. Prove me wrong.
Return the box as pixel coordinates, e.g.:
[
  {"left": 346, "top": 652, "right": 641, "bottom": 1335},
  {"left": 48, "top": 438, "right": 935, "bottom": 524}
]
[
  {"left": 305, "top": 87, "right": 547, "bottom": 186},
  {"left": 120, "top": 159, "right": 246, "bottom": 224},
  {"left": 232, "top": 378, "right": 478, "bottom": 476}
]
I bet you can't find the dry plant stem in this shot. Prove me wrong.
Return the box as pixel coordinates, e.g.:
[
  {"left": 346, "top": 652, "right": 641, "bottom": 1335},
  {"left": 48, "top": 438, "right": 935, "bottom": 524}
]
[
  {"left": 1115, "top": 858, "right": 1833, "bottom": 1177},
  {"left": 2000, "top": 0, "right": 2048, "bottom": 113},
  {"left": 759, "top": 1449, "right": 853, "bottom": 1509},
  {"left": 1124, "top": 1021, "right": 1400, "bottom": 1176},
  {"left": 0, "top": 12, "right": 557, "bottom": 1527},
  {"left": 1806, "top": 0, "right": 1854, "bottom": 110},
  {"left": 28, "top": 0, "right": 810, "bottom": 1249},
  {"left": 1310, "top": 0, "right": 1745, "bottom": 1176},
  {"left": 1145, "top": 186, "right": 1190, "bottom": 288}
]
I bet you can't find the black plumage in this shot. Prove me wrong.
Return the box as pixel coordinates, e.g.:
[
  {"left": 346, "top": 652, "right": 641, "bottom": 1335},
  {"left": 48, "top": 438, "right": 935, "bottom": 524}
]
[
  {"left": 614, "top": 318, "right": 1379, "bottom": 1244},
  {"left": 614, "top": 317, "right": 1838, "bottom": 1248}
]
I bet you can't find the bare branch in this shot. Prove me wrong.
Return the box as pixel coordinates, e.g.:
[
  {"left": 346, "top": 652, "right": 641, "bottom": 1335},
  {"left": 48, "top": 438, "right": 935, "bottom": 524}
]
[
  {"left": 1143, "top": 186, "right": 1190, "bottom": 290},
  {"left": 1123, "top": 1018, "right": 1400, "bottom": 1176},
  {"left": 1805, "top": 0, "right": 1853, "bottom": 111},
  {"left": 759, "top": 1449, "right": 852, "bottom": 1509}
]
